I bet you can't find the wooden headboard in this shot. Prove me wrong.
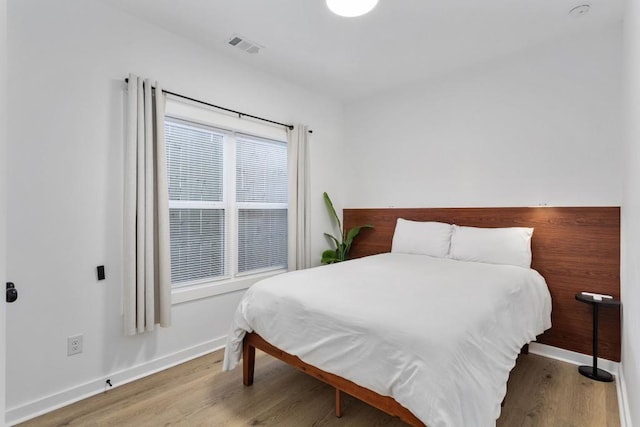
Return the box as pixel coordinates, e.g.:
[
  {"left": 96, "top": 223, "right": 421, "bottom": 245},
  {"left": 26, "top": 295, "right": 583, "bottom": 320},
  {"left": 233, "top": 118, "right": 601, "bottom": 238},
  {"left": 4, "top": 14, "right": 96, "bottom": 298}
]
[{"left": 344, "top": 207, "right": 621, "bottom": 361}]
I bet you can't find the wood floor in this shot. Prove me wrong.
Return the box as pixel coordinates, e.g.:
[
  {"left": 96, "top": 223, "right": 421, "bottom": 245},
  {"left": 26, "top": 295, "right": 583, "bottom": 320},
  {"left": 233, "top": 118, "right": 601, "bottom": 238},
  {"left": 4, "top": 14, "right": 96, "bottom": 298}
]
[{"left": 19, "top": 349, "right": 620, "bottom": 427}]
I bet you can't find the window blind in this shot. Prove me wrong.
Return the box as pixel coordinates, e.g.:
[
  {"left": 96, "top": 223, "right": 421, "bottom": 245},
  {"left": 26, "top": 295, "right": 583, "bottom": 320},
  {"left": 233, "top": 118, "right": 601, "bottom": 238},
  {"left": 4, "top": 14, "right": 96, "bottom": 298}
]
[
  {"left": 166, "top": 120, "right": 224, "bottom": 202},
  {"left": 165, "top": 118, "right": 226, "bottom": 285},
  {"left": 169, "top": 209, "right": 225, "bottom": 283},
  {"left": 236, "top": 135, "right": 288, "bottom": 204},
  {"left": 236, "top": 136, "right": 288, "bottom": 274},
  {"left": 238, "top": 209, "right": 287, "bottom": 273}
]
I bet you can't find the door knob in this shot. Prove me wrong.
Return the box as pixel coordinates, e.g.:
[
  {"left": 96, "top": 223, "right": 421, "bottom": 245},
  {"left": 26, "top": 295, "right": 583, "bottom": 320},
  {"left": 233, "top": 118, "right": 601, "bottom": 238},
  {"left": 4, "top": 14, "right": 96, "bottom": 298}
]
[{"left": 6, "top": 282, "right": 17, "bottom": 303}]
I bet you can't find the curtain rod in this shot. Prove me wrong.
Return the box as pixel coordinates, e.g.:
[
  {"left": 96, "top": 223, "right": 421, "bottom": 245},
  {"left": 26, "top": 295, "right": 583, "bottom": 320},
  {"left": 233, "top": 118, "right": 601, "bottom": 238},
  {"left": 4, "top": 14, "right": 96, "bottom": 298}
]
[{"left": 124, "top": 78, "right": 294, "bottom": 131}]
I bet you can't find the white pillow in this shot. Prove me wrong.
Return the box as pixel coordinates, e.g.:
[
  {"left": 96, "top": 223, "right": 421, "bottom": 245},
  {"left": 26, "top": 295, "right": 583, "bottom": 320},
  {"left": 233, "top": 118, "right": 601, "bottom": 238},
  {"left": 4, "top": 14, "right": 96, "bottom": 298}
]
[
  {"left": 449, "top": 225, "right": 534, "bottom": 268},
  {"left": 391, "top": 219, "right": 453, "bottom": 258}
]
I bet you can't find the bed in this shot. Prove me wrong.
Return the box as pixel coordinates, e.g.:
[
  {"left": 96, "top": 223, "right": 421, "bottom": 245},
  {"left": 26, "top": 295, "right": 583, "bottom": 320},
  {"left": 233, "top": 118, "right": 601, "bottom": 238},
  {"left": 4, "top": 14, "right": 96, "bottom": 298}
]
[{"left": 224, "top": 219, "right": 553, "bottom": 426}]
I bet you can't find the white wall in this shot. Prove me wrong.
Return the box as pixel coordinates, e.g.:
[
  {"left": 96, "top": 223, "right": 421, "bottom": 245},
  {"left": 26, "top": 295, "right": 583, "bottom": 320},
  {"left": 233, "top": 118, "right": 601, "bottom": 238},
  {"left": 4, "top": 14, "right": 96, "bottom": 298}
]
[
  {"left": 622, "top": 0, "right": 640, "bottom": 425},
  {"left": 344, "top": 25, "right": 623, "bottom": 208},
  {"left": 5, "top": 0, "right": 344, "bottom": 422},
  {"left": 0, "top": 0, "right": 7, "bottom": 424}
]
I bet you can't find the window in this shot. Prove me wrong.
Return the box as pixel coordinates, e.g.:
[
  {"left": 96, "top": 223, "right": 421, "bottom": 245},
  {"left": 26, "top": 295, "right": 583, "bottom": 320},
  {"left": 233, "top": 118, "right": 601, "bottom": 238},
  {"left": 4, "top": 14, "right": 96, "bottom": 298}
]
[
  {"left": 236, "top": 135, "right": 288, "bottom": 274},
  {"left": 165, "top": 116, "right": 288, "bottom": 289}
]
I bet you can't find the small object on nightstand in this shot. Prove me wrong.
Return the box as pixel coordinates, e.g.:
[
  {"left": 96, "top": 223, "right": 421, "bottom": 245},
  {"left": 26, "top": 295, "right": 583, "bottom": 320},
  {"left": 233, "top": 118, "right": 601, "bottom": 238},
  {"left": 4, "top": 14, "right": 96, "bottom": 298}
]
[
  {"left": 575, "top": 292, "right": 621, "bottom": 382},
  {"left": 580, "top": 291, "right": 613, "bottom": 300}
]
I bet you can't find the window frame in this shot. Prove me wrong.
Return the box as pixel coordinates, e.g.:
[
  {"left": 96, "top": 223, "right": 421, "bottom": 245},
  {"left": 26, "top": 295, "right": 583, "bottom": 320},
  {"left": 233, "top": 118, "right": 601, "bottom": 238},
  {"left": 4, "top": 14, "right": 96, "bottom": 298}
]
[{"left": 164, "top": 98, "right": 289, "bottom": 305}]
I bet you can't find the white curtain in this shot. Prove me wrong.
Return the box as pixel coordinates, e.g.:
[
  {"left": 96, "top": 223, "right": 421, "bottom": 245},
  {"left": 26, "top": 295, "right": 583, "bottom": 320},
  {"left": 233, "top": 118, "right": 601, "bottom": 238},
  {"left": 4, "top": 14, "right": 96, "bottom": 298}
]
[
  {"left": 287, "top": 125, "right": 311, "bottom": 270},
  {"left": 123, "top": 74, "right": 171, "bottom": 335}
]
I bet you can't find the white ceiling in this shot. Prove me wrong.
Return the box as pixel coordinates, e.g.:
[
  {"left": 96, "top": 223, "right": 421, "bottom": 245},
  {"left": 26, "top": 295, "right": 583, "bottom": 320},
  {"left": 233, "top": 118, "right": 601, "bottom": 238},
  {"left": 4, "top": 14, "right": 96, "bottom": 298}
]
[{"left": 101, "top": 0, "right": 624, "bottom": 102}]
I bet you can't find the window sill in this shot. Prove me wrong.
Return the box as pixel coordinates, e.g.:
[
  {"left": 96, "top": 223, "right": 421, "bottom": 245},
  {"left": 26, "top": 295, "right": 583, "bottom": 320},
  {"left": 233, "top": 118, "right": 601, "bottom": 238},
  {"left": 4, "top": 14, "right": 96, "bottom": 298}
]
[{"left": 171, "top": 269, "right": 287, "bottom": 305}]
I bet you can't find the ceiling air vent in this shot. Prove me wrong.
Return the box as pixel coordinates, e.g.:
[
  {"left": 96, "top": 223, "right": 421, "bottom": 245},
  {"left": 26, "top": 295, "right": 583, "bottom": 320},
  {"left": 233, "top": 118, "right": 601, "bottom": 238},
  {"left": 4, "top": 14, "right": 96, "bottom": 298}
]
[{"left": 228, "top": 34, "right": 263, "bottom": 54}]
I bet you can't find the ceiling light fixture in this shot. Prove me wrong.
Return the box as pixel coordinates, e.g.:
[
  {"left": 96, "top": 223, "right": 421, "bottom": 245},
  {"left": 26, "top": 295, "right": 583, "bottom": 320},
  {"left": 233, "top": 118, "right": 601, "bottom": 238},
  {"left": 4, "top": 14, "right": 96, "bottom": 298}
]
[{"left": 326, "top": 0, "right": 379, "bottom": 17}]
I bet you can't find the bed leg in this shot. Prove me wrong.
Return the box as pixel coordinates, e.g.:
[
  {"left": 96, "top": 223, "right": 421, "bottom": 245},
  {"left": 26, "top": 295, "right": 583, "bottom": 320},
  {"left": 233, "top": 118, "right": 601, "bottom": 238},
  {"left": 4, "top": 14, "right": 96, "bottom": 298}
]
[
  {"left": 521, "top": 344, "right": 529, "bottom": 355},
  {"left": 335, "top": 389, "right": 342, "bottom": 418},
  {"left": 243, "top": 337, "right": 255, "bottom": 386}
]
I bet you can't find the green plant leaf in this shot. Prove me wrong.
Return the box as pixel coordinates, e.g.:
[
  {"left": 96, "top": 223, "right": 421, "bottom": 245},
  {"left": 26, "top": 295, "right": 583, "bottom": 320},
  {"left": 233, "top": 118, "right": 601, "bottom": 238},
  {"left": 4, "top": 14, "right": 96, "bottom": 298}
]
[
  {"left": 324, "top": 232, "right": 340, "bottom": 250},
  {"left": 344, "top": 225, "right": 374, "bottom": 253},
  {"left": 321, "top": 249, "right": 339, "bottom": 264},
  {"left": 336, "top": 243, "right": 348, "bottom": 261},
  {"left": 323, "top": 192, "right": 343, "bottom": 241},
  {"left": 344, "top": 225, "right": 374, "bottom": 245}
]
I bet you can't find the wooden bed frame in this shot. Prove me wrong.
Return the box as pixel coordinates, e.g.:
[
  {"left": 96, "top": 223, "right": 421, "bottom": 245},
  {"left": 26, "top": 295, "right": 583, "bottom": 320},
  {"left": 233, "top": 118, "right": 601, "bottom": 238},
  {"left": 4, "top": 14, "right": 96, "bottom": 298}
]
[
  {"left": 243, "top": 332, "right": 426, "bottom": 426},
  {"left": 242, "top": 206, "right": 620, "bottom": 425}
]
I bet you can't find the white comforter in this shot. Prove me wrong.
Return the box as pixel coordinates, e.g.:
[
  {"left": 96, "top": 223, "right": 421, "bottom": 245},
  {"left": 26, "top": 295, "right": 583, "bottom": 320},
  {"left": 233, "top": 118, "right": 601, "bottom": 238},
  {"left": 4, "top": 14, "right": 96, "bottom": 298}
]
[{"left": 223, "top": 253, "right": 552, "bottom": 427}]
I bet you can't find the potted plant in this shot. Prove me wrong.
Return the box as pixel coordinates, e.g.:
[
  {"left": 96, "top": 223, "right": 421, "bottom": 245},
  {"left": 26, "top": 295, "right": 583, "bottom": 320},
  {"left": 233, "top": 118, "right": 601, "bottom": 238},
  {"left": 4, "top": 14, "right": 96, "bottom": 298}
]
[{"left": 321, "top": 192, "right": 373, "bottom": 264}]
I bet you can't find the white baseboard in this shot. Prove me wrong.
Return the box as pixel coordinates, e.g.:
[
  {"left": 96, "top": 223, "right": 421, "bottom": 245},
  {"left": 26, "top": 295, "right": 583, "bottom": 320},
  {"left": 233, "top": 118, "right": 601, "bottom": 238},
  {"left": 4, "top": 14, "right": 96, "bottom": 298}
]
[
  {"left": 6, "top": 337, "right": 227, "bottom": 426},
  {"left": 529, "top": 342, "right": 630, "bottom": 427},
  {"left": 617, "top": 364, "right": 634, "bottom": 427},
  {"left": 528, "top": 342, "right": 619, "bottom": 373}
]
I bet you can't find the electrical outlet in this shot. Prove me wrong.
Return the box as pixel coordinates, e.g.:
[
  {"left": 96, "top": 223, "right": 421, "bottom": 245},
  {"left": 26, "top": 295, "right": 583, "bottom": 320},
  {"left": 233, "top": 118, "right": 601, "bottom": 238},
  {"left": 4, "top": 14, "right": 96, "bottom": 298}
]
[{"left": 67, "top": 334, "right": 83, "bottom": 356}]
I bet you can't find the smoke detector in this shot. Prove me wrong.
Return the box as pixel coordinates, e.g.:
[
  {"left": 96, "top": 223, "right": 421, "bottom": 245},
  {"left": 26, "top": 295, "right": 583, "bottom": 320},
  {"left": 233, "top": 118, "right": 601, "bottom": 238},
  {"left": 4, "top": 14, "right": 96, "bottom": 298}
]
[
  {"left": 228, "top": 34, "right": 263, "bottom": 54},
  {"left": 569, "top": 4, "right": 590, "bottom": 17}
]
